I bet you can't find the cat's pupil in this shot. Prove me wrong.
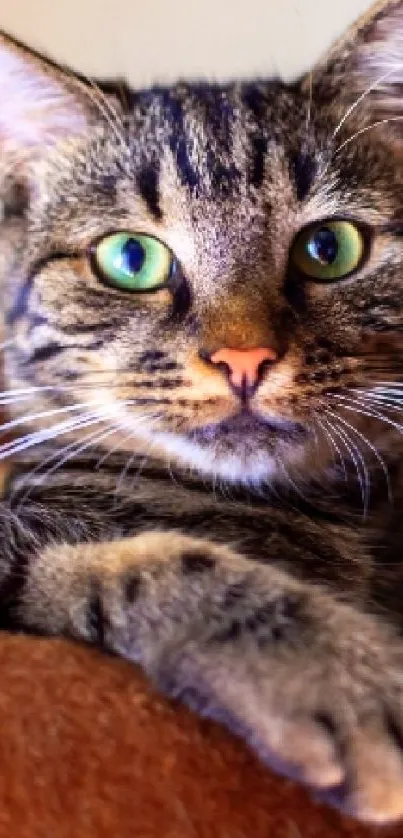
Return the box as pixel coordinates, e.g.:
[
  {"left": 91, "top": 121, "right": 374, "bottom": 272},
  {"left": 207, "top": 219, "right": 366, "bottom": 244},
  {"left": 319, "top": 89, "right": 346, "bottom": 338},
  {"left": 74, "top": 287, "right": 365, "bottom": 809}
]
[
  {"left": 307, "top": 228, "right": 338, "bottom": 265},
  {"left": 121, "top": 239, "right": 146, "bottom": 273}
]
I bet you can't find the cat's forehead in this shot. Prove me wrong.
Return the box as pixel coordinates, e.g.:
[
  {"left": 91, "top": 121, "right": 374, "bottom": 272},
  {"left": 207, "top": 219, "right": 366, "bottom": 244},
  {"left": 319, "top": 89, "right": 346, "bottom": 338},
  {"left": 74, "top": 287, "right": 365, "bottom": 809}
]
[
  {"left": 37, "top": 75, "right": 397, "bottom": 260},
  {"left": 127, "top": 81, "right": 299, "bottom": 140},
  {"left": 128, "top": 81, "right": 300, "bottom": 133},
  {"left": 44, "top": 80, "right": 313, "bottom": 232},
  {"left": 123, "top": 80, "right": 307, "bottom": 192}
]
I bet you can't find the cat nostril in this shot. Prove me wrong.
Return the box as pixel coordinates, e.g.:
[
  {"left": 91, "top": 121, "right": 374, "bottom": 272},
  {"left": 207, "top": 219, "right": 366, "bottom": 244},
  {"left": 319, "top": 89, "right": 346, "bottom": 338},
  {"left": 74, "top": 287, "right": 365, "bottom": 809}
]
[
  {"left": 258, "top": 358, "right": 276, "bottom": 378},
  {"left": 216, "top": 360, "right": 232, "bottom": 378},
  {"left": 198, "top": 349, "right": 213, "bottom": 364}
]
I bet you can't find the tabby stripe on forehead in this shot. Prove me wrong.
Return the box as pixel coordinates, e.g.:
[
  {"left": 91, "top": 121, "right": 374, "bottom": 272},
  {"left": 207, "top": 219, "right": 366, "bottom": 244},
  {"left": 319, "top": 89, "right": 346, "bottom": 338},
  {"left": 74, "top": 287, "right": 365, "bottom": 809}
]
[
  {"left": 193, "top": 83, "right": 240, "bottom": 197},
  {"left": 290, "top": 152, "right": 317, "bottom": 202},
  {"left": 242, "top": 85, "right": 268, "bottom": 189},
  {"left": 137, "top": 161, "right": 163, "bottom": 221},
  {"left": 160, "top": 90, "right": 199, "bottom": 192}
]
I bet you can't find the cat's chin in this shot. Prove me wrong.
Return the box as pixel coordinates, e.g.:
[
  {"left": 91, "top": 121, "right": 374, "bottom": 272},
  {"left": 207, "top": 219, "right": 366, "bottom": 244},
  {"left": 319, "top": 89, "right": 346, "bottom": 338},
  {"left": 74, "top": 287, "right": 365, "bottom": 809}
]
[
  {"left": 182, "top": 411, "right": 308, "bottom": 484},
  {"left": 186, "top": 411, "right": 306, "bottom": 448},
  {"left": 116, "top": 407, "right": 309, "bottom": 486},
  {"left": 145, "top": 428, "right": 282, "bottom": 486}
]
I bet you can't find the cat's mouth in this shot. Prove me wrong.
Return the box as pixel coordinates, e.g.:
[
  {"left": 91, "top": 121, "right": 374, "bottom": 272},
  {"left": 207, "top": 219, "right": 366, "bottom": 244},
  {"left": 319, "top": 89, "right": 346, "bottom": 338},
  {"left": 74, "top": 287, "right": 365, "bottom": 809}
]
[
  {"left": 114, "top": 404, "right": 311, "bottom": 484},
  {"left": 187, "top": 409, "right": 306, "bottom": 449}
]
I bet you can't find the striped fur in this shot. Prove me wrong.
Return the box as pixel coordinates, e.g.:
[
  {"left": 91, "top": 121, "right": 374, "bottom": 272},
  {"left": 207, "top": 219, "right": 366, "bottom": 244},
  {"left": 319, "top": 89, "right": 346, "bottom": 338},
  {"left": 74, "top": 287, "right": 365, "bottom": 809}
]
[{"left": 1, "top": 1, "right": 403, "bottom": 824}]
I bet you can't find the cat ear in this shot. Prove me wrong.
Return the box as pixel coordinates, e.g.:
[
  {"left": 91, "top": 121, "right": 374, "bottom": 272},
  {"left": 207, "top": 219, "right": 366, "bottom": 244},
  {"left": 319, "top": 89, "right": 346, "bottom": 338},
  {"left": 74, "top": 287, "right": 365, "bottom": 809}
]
[
  {"left": 0, "top": 31, "right": 90, "bottom": 156},
  {"left": 308, "top": 0, "right": 403, "bottom": 136}
]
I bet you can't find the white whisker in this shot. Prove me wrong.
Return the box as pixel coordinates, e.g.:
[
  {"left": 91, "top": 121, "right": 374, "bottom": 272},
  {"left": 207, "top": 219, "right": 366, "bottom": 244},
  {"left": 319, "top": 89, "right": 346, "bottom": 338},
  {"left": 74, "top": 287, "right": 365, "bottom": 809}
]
[
  {"left": 93, "top": 411, "right": 154, "bottom": 470},
  {"left": 345, "top": 391, "right": 403, "bottom": 411},
  {"left": 334, "top": 115, "right": 403, "bottom": 156},
  {"left": 61, "top": 64, "right": 126, "bottom": 146},
  {"left": 113, "top": 451, "right": 144, "bottom": 499},
  {"left": 0, "top": 408, "right": 111, "bottom": 462},
  {"left": 326, "top": 408, "right": 392, "bottom": 502},
  {"left": 373, "top": 385, "right": 403, "bottom": 395},
  {"left": 123, "top": 450, "right": 153, "bottom": 499},
  {"left": 357, "top": 398, "right": 402, "bottom": 412},
  {"left": 314, "top": 414, "right": 348, "bottom": 479},
  {"left": 109, "top": 414, "right": 161, "bottom": 498},
  {"left": 0, "top": 385, "right": 68, "bottom": 403},
  {"left": 305, "top": 71, "right": 313, "bottom": 135},
  {"left": 333, "top": 396, "right": 403, "bottom": 435},
  {"left": 0, "top": 401, "right": 97, "bottom": 437},
  {"left": 322, "top": 412, "right": 369, "bottom": 514},
  {"left": 47, "top": 424, "right": 118, "bottom": 478},
  {"left": 276, "top": 460, "right": 311, "bottom": 503},
  {"left": 13, "top": 422, "right": 117, "bottom": 509},
  {"left": 331, "top": 67, "right": 400, "bottom": 141},
  {"left": 376, "top": 381, "right": 403, "bottom": 389}
]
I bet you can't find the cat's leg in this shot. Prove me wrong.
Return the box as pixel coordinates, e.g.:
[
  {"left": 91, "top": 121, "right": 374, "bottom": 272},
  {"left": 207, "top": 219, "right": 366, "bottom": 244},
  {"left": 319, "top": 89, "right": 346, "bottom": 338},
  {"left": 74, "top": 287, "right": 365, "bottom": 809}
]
[{"left": 20, "top": 531, "right": 403, "bottom": 824}]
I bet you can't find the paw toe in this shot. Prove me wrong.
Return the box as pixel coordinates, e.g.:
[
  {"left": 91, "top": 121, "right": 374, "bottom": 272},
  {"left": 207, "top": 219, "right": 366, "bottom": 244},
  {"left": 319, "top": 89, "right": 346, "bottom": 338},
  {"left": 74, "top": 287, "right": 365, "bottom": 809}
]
[
  {"left": 347, "top": 723, "right": 403, "bottom": 823},
  {"left": 285, "top": 718, "right": 345, "bottom": 788},
  {"left": 260, "top": 716, "right": 345, "bottom": 789}
]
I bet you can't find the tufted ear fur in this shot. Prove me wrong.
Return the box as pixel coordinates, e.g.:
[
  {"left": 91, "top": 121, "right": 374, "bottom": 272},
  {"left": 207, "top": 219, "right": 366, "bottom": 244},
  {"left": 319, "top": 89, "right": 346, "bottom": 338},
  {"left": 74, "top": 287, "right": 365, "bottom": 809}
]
[
  {"left": 0, "top": 31, "right": 91, "bottom": 157},
  {"left": 307, "top": 0, "right": 403, "bottom": 142}
]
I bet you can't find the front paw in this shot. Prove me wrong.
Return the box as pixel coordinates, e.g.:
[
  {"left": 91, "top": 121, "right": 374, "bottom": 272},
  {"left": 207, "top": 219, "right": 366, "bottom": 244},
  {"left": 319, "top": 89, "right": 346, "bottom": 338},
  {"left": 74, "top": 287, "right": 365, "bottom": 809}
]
[
  {"left": 155, "top": 591, "right": 403, "bottom": 825},
  {"left": 22, "top": 532, "right": 403, "bottom": 823}
]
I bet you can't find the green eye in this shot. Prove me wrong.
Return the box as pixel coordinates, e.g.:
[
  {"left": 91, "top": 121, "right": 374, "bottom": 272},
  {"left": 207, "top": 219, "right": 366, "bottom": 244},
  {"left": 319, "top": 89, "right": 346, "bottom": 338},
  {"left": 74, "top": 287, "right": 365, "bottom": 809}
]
[
  {"left": 92, "top": 232, "right": 173, "bottom": 291},
  {"left": 290, "top": 220, "right": 365, "bottom": 281}
]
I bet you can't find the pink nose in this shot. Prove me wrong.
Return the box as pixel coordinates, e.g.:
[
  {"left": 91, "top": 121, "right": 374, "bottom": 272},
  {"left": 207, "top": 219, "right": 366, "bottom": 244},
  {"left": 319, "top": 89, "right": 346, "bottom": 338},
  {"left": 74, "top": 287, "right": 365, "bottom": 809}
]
[{"left": 209, "top": 347, "right": 278, "bottom": 393}]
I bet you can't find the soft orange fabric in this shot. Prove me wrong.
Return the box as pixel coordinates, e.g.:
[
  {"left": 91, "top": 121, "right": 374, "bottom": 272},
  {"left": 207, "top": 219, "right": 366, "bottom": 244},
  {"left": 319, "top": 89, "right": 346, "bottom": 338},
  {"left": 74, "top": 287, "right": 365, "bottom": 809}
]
[{"left": 0, "top": 633, "right": 400, "bottom": 838}]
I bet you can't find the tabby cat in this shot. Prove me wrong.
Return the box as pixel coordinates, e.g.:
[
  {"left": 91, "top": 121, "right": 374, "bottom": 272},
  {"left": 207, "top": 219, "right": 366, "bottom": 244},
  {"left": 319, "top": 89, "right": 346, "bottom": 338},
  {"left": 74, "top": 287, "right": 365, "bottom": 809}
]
[{"left": 1, "top": 0, "right": 403, "bottom": 823}]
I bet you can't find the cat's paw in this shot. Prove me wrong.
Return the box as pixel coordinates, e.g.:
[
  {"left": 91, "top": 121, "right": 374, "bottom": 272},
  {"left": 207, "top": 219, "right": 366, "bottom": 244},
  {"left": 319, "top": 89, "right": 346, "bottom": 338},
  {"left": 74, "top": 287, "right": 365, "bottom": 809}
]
[
  {"left": 150, "top": 586, "right": 403, "bottom": 825},
  {"left": 22, "top": 532, "right": 403, "bottom": 823}
]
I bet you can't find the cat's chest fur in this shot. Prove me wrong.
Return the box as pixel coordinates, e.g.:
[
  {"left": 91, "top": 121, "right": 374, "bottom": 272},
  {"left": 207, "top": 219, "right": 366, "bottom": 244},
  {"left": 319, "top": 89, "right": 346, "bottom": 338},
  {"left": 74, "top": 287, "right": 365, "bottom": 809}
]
[{"left": 7, "top": 452, "right": 403, "bottom": 619}]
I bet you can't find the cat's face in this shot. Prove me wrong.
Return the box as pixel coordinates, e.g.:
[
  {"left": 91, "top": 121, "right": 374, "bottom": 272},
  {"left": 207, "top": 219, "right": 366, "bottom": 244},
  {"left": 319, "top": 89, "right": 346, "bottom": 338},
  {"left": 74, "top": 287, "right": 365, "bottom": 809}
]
[{"left": 0, "top": 0, "right": 402, "bottom": 487}]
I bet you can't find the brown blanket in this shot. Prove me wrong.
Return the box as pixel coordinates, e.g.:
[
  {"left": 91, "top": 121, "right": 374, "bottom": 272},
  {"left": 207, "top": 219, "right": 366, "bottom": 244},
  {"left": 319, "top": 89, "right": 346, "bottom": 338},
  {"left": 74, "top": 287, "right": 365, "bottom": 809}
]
[{"left": 0, "top": 633, "right": 399, "bottom": 838}]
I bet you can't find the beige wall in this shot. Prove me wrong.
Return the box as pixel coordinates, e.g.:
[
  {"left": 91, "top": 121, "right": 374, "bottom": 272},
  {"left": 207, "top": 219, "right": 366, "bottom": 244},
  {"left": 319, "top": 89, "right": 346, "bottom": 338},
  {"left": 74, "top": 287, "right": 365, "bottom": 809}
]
[{"left": 1, "top": 0, "right": 370, "bottom": 85}]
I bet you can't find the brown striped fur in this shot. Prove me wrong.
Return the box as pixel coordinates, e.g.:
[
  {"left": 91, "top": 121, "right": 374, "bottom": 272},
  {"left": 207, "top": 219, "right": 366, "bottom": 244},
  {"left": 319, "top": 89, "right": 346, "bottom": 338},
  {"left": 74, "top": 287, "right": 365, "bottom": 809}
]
[{"left": 0, "top": 0, "right": 403, "bottom": 824}]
